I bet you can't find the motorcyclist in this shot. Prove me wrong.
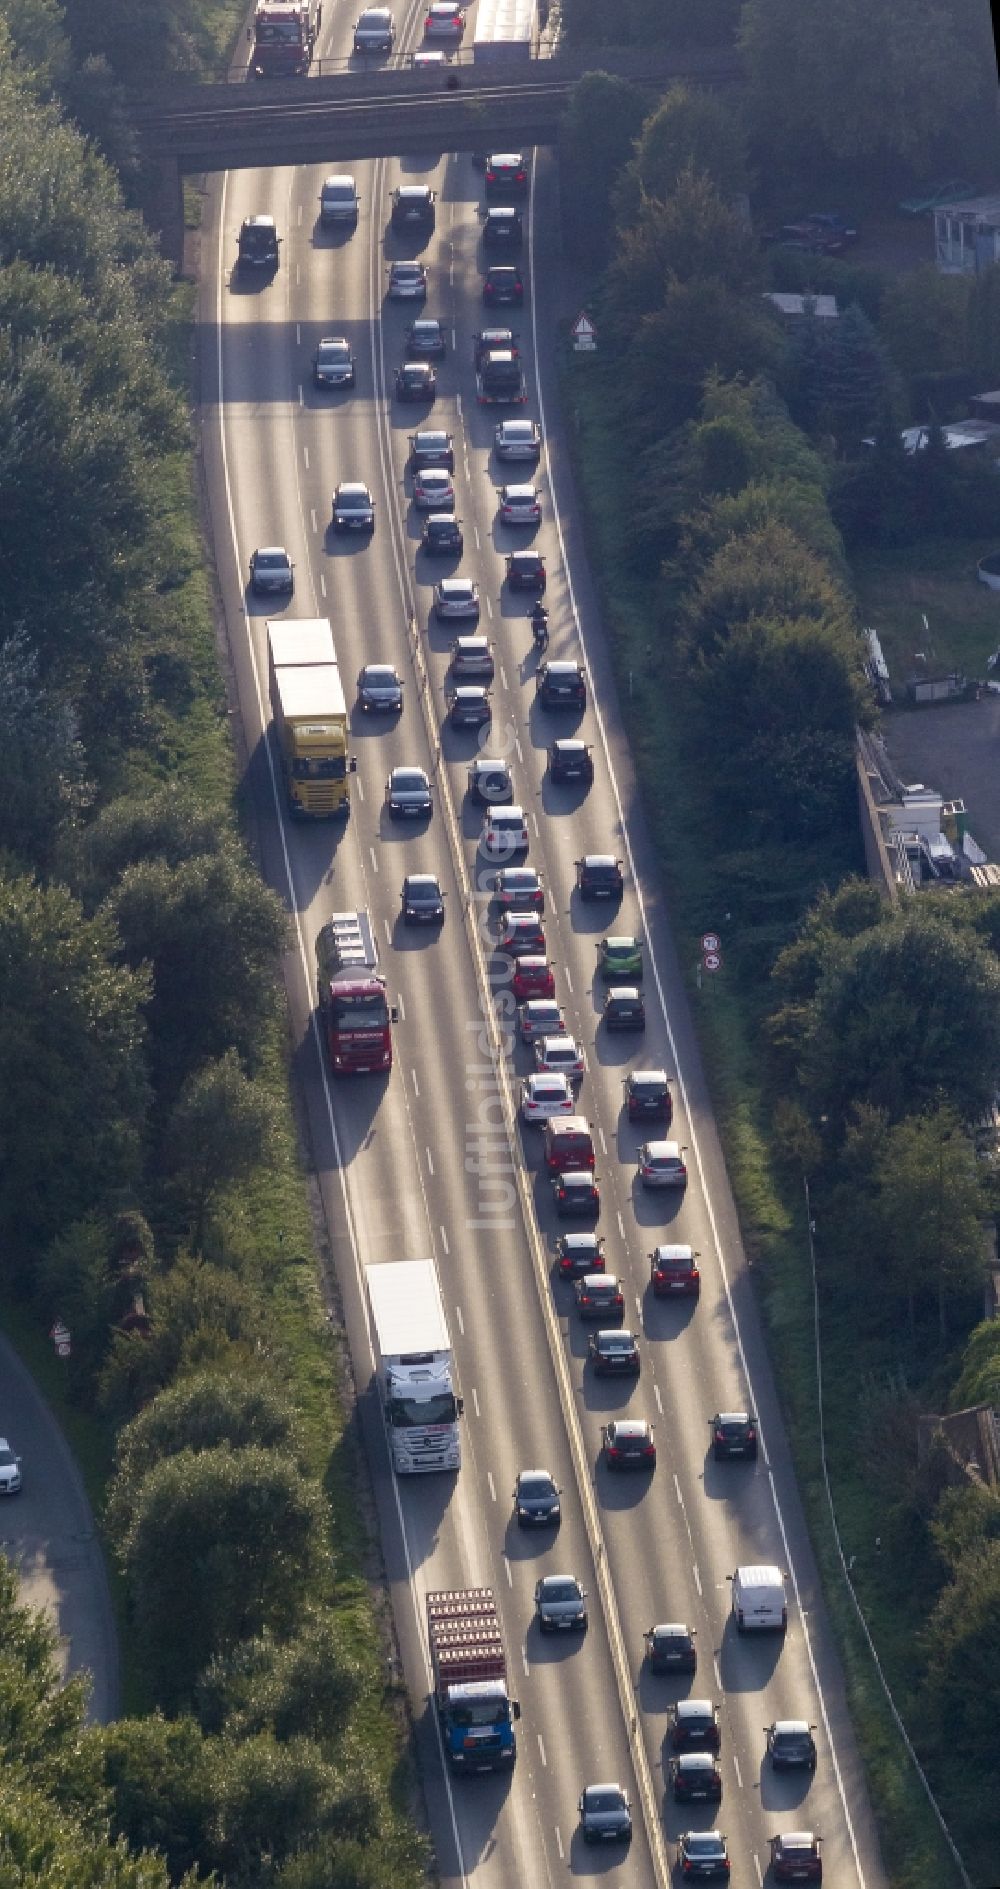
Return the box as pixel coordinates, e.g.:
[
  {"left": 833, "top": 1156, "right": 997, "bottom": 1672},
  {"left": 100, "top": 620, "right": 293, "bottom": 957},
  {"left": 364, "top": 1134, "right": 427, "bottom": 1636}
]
[{"left": 530, "top": 601, "right": 549, "bottom": 648}]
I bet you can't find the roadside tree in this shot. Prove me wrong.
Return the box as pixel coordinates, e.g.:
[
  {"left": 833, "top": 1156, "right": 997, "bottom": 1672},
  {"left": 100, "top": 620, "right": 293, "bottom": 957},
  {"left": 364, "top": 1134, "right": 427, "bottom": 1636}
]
[{"left": 165, "top": 1050, "right": 280, "bottom": 1246}]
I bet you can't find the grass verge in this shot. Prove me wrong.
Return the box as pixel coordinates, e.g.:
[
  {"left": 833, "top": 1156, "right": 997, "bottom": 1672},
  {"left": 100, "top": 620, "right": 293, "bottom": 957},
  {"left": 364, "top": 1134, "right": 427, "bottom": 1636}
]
[
  {"left": 559, "top": 341, "right": 966, "bottom": 1889},
  {"left": 853, "top": 536, "right": 1000, "bottom": 686}
]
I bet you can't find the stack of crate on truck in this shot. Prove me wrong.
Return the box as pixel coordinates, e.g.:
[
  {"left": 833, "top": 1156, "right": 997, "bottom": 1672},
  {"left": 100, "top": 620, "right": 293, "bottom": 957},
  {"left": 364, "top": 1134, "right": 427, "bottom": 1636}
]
[
  {"left": 365, "top": 1259, "right": 462, "bottom": 1471},
  {"left": 266, "top": 618, "right": 355, "bottom": 817},
  {"left": 427, "top": 1589, "right": 520, "bottom": 1771},
  {"left": 315, "top": 910, "right": 396, "bottom": 1073}
]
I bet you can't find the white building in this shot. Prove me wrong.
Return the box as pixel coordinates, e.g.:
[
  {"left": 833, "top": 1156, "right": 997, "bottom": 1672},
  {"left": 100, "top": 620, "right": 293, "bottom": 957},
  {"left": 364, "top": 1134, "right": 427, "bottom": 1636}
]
[{"left": 934, "top": 194, "right": 1000, "bottom": 275}]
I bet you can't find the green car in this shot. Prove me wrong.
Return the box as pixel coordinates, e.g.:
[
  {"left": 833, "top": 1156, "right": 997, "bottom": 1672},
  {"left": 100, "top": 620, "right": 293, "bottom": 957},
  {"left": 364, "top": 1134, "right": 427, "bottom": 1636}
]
[{"left": 598, "top": 935, "right": 643, "bottom": 980}]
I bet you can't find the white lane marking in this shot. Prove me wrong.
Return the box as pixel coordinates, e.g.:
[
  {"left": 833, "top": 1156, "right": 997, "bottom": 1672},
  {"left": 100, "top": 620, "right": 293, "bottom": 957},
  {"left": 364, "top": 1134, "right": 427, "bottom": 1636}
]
[
  {"left": 298, "top": 384, "right": 304, "bottom": 407},
  {"left": 673, "top": 1472, "right": 683, "bottom": 1503},
  {"left": 369, "top": 845, "right": 379, "bottom": 874},
  {"left": 303, "top": 444, "right": 310, "bottom": 470},
  {"left": 451, "top": 326, "right": 457, "bottom": 347},
  {"left": 537, "top": 1734, "right": 547, "bottom": 1767},
  {"left": 487, "top": 1470, "right": 497, "bottom": 1503},
  {"left": 455, "top": 1303, "right": 465, "bottom": 1335},
  {"left": 713, "top": 1656, "right": 723, "bottom": 1691},
  {"left": 504, "top": 1555, "right": 513, "bottom": 1587},
  {"left": 754, "top": 1851, "right": 762, "bottom": 1887},
  {"left": 471, "top": 1385, "right": 480, "bottom": 1417},
  {"left": 528, "top": 168, "right": 867, "bottom": 1889},
  {"left": 319, "top": 572, "right": 327, "bottom": 596},
  {"left": 598, "top": 1125, "right": 607, "bottom": 1155},
  {"left": 383, "top": 917, "right": 391, "bottom": 945},
  {"left": 692, "top": 1565, "right": 703, "bottom": 1596},
  {"left": 555, "top": 1828, "right": 564, "bottom": 1861},
  {"left": 456, "top": 390, "right": 462, "bottom": 417},
  {"left": 397, "top": 991, "right": 406, "bottom": 1021},
  {"left": 500, "top": 664, "right": 508, "bottom": 689},
  {"left": 296, "top": 206, "right": 302, "bottom": 229},
  {"left": 733, "top": 1753, "right": 743, "bottom": 1790},
  {"left": 617, "top": 1211, "right": 626, "bottom": 1239},
  {"left": 654, "top": 1384, "right": 663, "bottom": 1415},
  {"left": 411, "top": 1069, "right": 420, "bottom": 1097},
  {"left": 355, "top": 773, "right": 364, "bottom": 800},
  {"left": 310, "top": 507, "right": 317, "bottom": 533},
  {"left": 530, "top": 811, "right": 539, "bottom": 837},
  {"left": 440, "top": 1224, "right": 450, "bottom": 1255},
  {"left": 522, "top": 1646, "right": 530, "bottom": 1677},
  {"left": 296, "top": 320, "right": 301, "bottom": 342},
  {"left": 564, "top": 965, "right": 573, "bottom": 992},
  {"left": 514, "top": 734, "right": 523, "bottom": 761},
  {"left": 473, "top": 523, "right": 480, "bottom": 549},
  {"left": 426, "top": 1146, "right": 434, "bottom": 1175},
  {"left": 486, "top": 594, "right": 494, "bottom": 619}
]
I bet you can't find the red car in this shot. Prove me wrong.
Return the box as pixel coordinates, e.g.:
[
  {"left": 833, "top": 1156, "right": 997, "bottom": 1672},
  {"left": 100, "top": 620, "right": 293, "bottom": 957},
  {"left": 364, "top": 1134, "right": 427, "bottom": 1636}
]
[
  {"left": 650, "top": 1245, "right": 700, "bottom": 1298},
  {"left": 769, "top": 1835, "right": 822, "bottom": 1883},
  {"left": 512, "top": 956, "right": 555, "bottom": 1001},
  {"left": 544, "top": 1116, "right": 595, "bottom": 1173}
]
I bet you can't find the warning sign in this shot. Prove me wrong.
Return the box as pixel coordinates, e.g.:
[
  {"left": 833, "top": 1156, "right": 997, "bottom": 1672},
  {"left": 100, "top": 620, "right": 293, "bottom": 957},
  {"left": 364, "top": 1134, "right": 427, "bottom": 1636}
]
[{"left": 571, "top": 310, "right": 597, "bottom": 352}]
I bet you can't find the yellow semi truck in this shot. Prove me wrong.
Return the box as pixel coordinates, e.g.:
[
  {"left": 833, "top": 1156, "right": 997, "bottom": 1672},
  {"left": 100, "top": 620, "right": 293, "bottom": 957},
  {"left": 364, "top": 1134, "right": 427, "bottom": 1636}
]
[{"left": 266, "top": 618, "right": 354, "bottom": 817}]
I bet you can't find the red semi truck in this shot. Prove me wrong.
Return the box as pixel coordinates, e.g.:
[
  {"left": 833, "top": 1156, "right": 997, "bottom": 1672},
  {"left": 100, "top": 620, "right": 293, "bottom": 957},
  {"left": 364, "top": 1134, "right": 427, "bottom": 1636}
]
[
  {"left": 248, "top": 0, "right": 321, "bottom": 77},
  {"left": 316, "top": 910, "right": 396, "bottom": 1074}
]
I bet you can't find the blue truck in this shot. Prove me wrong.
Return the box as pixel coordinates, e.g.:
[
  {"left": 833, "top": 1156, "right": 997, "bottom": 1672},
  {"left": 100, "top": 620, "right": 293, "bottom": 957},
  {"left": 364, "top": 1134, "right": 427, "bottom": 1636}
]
[{"left": 427, "top": 1589, "right": 520, "bottom": 1772}]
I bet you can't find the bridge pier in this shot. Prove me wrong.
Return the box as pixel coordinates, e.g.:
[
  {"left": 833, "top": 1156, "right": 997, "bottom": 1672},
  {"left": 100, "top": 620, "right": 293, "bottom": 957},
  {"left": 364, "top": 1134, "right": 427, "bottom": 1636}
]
[{"left": 144, "top": 153, "right": 186, "bottom": 271}]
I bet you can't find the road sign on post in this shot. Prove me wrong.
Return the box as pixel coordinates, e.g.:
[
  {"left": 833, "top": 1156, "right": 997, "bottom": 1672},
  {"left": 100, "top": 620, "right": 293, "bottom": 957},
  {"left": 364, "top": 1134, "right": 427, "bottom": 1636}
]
[
  {"left": 701, "top": 932, "right": 721, "bottom": 954},
  {"left": 571, "top": 311, "right": 597, "bottom": 353},
  {"left": 50, "top": 1321, "right": 71, "bottom": 1359},
  {"left": 702, "top": 951, "right": 722, "bottom": 974}
]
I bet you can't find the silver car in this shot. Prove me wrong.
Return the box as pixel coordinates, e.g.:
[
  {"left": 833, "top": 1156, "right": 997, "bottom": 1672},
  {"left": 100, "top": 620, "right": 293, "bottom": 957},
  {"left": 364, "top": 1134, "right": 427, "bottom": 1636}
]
[
  {"left": 413, "top": 466, "right": 455, "bottom": 511},
  {"left": 534, "top": 1574, "right": 587, "bottom": 1632},
  {"left": 638, "top": 1140, "right": 688, "bottom": 1188},
  {"left": 332, "top": 481, "right": 375, "bottom": 530},
  {"left": 385, "top": 765, "right": 432, "bottom": 817},
  {"left": 387, "top": 260, "right": 427, "bottom": 300},
  {"left": 495, "top": 416, "right": 541, "bottom": 461},
  {"left": 319, "top": 174, "right": 360, "bottom": 224},
  {"left": 0, "top": 1437, "right": 22, "bottom": 1495},
  {"left": 434, "top": 577, "right": 479, "bottom": 620},
  {"left": 499, "top": 482, "right": 541, "bottom": 525}
]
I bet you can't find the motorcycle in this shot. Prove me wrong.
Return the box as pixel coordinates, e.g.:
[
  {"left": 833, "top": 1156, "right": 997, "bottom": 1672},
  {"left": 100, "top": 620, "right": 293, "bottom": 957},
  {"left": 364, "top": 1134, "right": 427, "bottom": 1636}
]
[{"left": 530, "top": 605, "right": 549, "bottom": 650}]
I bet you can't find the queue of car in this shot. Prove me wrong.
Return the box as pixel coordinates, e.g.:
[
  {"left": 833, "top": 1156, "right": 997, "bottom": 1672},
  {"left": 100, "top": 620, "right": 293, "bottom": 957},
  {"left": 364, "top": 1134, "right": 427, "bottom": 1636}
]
[{"left": 242, "top": 138, "right": 823, "bottom": 1881}]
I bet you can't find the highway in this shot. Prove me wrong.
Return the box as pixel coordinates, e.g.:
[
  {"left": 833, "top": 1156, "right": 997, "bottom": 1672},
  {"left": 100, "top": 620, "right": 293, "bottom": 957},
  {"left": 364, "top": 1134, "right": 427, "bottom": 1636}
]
[{"left": 197, "top": 3, "right": 888, "bottom": 1886}]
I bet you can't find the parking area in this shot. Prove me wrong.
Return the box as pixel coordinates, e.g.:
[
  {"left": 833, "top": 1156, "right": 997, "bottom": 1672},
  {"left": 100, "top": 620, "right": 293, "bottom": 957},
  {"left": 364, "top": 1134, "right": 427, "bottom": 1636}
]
[{"left": 882, "top": 694, "right": 1000, "bottom": 863}]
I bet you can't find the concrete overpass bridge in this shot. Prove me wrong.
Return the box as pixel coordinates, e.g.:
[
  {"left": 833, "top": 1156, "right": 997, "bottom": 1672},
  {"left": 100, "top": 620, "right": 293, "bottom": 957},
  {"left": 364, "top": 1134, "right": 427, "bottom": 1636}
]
[{"left": 132, "top": 47, "right": 742, "bottom": 260}]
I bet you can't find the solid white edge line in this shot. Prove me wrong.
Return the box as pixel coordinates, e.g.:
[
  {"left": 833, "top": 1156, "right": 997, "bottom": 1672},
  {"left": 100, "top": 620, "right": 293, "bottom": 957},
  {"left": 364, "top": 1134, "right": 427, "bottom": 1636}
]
[{"left": 526, "top": 160, "right": 868, "bottom": 1889}]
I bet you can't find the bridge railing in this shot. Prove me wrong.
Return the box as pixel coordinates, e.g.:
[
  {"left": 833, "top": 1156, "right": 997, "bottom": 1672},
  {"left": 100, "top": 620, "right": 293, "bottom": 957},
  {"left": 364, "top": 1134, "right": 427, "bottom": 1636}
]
[{"left": 224, "top": 44, "right": 532, "bottom": 83}]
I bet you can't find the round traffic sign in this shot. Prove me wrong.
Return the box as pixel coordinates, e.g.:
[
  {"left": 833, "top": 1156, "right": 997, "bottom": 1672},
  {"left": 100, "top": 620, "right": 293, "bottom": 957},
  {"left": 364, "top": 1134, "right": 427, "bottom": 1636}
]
[
  {"left": 56, "top": 1341, "right": 71, "bottom": 1359},
  {"left": 703, "top": 951, "right": 722, "bottom": 973},
  {"left": 701, "top": 932, "right": 721, "bottom": 953}
]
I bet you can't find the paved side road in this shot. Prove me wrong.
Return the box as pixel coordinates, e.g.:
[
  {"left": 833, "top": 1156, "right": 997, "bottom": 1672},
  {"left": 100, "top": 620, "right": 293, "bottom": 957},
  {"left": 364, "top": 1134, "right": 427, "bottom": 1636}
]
[{"left": 0, "top": 1332, "right": 119, "bottom": 1722}]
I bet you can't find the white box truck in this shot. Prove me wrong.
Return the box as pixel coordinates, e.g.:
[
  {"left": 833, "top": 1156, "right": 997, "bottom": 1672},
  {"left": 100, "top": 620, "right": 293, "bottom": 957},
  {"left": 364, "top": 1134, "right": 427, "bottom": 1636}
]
[
  {"left": 729, "top": 1564, "right": 787, "bottom": 1632},
  {"left": 366, "top": 1260, "right": 462, "bottom": 1473}
]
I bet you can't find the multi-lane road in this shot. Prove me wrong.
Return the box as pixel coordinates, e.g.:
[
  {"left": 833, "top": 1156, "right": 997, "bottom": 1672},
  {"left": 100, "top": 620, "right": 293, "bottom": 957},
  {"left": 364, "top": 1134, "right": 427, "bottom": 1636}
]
[{"left": 197, "top": 6, "right": 888, "bottom": 1886}]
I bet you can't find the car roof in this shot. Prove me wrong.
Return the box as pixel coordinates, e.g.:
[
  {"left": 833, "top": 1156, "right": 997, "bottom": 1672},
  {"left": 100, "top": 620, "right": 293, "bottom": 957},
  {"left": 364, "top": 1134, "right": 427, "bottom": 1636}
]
[
  {"left": 581, "top": 1270, "right": 616, "bottom": 1286},
  {"left": 413, "top": 427, "right": 449, "bottom": 441},
  {"left": 652, "top": 1621, "right": 691, "bottom": 1635},
  {"left": 773, "top": 1719, "right": 811, "bottom": 1734},
  {"left": 337, "top": 480, "right": 371, "bottom": 495},
  {"left": 487, "top": 803, "right": 526, "bottom": 819},
  {"left": 676, "top": 1697, "right": 714, "bottom": 1716},
  {"left": 518, "top": 1466, "right": 555, "bottom": 1483},
  {"left": 583, "top": 1781, "right": 625, "bottom": 1798},
  {"left": 562, "top": 1231, "right": 599, "bottom": 1246},
  {"left": 717, "top": 1410, "right": 751, "bottom": 1424},
  {"left": 419, "top": 465, "right": 452, "bottom": 479},
  {"left": 607, "top": 984, "right": 641, "bottom": 1000},
  {"left": 606, "top": 934, "right": 639, "bottom": 947},
  {"left": 595, "top": 1328, "right": 634, "bottom": 1343},
  {"left": 630, "top": 1068, "right": 667, "bottom": 1083},
  {"left": 362, "top": 662, "right": 398, "bottom": 676},
  {"left": 676, "top": 1751, "right": 717, "bottom": 1766},
  {"left": 489, "top": 151, "right": 525, "bottom": 164},
  {"left": 610, "top": 1418, "right": 649, "bottom": 1437},
  {"left": 644, "top": 1140, "right": 682, "bottom": 1157},
  {"left": 317, "top": 335, "right": 350, "bottom": 348},
  {"left": 583, "top": 852, "right": 617, "bottom": 866},
  {"left": 397, "top": 182, "right": 432, "bottom": 196},
  {"left": 405, "top": 873, "right": 439, "bottom": 887},
  {"left": 775, "top": 1834, "right": 818, "bottom": 1848}
]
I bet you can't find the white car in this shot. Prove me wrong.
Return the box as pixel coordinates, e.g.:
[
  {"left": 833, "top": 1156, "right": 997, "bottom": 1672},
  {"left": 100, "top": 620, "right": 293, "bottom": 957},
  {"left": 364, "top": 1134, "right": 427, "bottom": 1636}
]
[
  {"left": 480, "top": 804, "right": 529, "bottom": 858},
  {"left": 0, "top": 1438, "right": 22, "bottom": 1495},
  {"left": 434, "top": 577, "right": 480, "bottom": 620},
  {"left": 423, "top": 0, "right": 465, "bottom": 38},
  {"left": 387, "top": 260, "right": 427, "bottom": 300},
  {"left": 413, "top": 466, "right": 456, "bottom": 511},
  {"left": 521, "top": 1072, "right": 574, "bottom": 1124},
  {"left": 499, "top": 482, "right": 541, "bottom": 525},
  {"left": 495, "top": 417, "right": 541, "bottom": 461},
  {"left": 535, "top": 1034, "right": 585, "bottom": 1080}
]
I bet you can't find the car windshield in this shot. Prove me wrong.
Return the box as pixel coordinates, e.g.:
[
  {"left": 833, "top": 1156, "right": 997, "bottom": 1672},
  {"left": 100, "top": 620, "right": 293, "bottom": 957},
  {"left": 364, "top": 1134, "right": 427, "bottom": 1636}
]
[
  {"left": 450, "top": 1697, "right": 509, "bottom": 1727},
  {"left": 318, "top": 341, "right": 350, "bottom": 359},
  {"left": 503, "top": 422, "right": 533, "bottom": 437},
  {"left": 365, "top": 667, "right": 397, "bottom": 684},
  {"left": 686, "top": 1838, "right": 723, "bottom": 1856},
  {"left": 339, "top": 490, "right": 369, "bottom": 508},
  {"left": 0, "top": 1446, "right": 17, "bottom": 1467},
  {"left": 388, "top": 1391, "right": 457, "bottom": 1427},
  {"left": 542, "top": 1580, "right": 578, "bottom": 1602},
  {"left": 416, "top": 431, "right": 447, "bottom": 447},
  {"left": 243, "top": 228, "right": 275, "bottom": 252},
  {"left": 408, "top": 882, "right": 439, "bottom": 901},
  {"left": 601, "top": 1334, "right": 632, "bottom": 1350},
  {"left": 778, "top": 1844, "right": 815, "bottom": 1860},
  {"left": 328, "top": 992, "right": 389, "bottom": 1027},
  {"left": 256, "top": 552, "right": 287, "bottom": 569},
  {"left": 413, "top": 322, "right": 439, "bottom": 336},
  {"left": 256, "top": 21, "right": 303, "bottom": 41},
  {"left": 393, "top": 264, "right": 422, "bottom": 279},
  {"left": 778, "top": 1732, "right": 812, "bottom": 1749},
  {"left": 394, "top": 770, "right": 427, "bottom": 790},
  {"left": 520, "top": 1474, "right": 554, "bottom": 1495},
  {"left": 586, "top": 1792, "right": 622, "bottom": 1814}
]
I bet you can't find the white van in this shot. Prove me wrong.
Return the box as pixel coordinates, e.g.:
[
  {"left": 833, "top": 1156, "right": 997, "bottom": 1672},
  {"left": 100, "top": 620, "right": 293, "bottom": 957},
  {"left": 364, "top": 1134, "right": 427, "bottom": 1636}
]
[{"left": 730, "top": 1564, "right": 787, "bottom": 1633}]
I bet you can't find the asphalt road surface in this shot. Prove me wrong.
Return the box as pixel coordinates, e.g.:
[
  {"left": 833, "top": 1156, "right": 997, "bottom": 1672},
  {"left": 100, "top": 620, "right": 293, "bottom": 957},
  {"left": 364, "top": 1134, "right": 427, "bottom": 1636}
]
[
  {"left": 0, "top": 1332, "right": 119, "bottom": 1722},
  {"left": 196, "top": 4, "right": 889, "bottom": 1884}
]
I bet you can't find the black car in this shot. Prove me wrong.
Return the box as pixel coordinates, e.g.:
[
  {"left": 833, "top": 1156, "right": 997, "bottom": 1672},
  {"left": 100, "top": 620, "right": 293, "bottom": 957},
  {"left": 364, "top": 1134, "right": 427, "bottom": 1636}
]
[
  {"left": 357, "top": 663, "right": 403, "bottom": 712},
  {"left": 625, "top": 1069, "right": 672, "bottom": 1122},
  {"left": 484, "top": 264, "right": 524, "bottom": 305},
  {"left": 602, "top": 1418, "right": 655, "bottom": 1469},
  {"left": 485, "top": 151, "right": 529, "bottom": 197},
  {"left": 536, "top": 661, "right": 586, "bottom": 710},
  {"left": 237, "top": 215, "right": 279, "bottom": 273},
  {"left": 395, "top": 361, "right": 436, "bottom": 402},
  {"left": 421, "top": 514, "right": 463, "bottom": 556},
  {"left": 391, "top": 184, "right": 436, "bottom": 232},
  {"left": 711, "top": 1412, "right": 758, "bottom": 1460},
  {"left": 513, "top": 1467, "right": 561, "bottom": 1527},
  {"left": 552, "top": 1170, "right": 600, "bottom": 1218},
  {"left": 401, "top": 873, "right": 445, "bottom": 924},
  {"left": 548, "top": 738, "right": 593, "bottom": 784},
  {"left": 645, "top": 1622, "right": 697, "bottom": 1674},
  {"left": 578, "top": 1783, "right": 631, "bottom": 1845},
  {"left": 483, "top": 204, "right": 523, "bottom": 249},
  {"left": 670, "top": 1699, "right": 721, "bottom": 1754},
  {"left": 574, "top": 1272, "right": 623, "bottom": 1321},
  {"left": 676, "top": 1831, "right": 731, "bottom": 1879},
  {"left": 589, "top": 1329, "right": 640, "bottom": 1376},
  {"left": 409, "top": 428, "right": 455, "bottom": 471},
  {"left": 312, "top": 336, "right": 356, "bottom": 388},
  {"left": 450, "top": 634, "right": 494, "bottom": 681},
  {"left": 406, "top": 317, "right": 446, "bottom": 358},
  {"left": 765, "top": 1722, "right": 817, "bottom": 1770},
  {"left": 468, "top": 755, "right": 514, "bottom": 804},
  {"left": 249, "top": 546, "right": 293, "bottom": 595},
  {"left": 506, "top": 549, "right": 545, "bottom": 592},
  {"left": 448, "top": 686, "right": 491, "bottom": 728},
  {"left": 557, "top": 1232, "right": 606, "bottom": 1279},
  {"left": 603, "top": 986, "right": 645, "bottom": 1032},
  {"left": 576, "top": 854, "right": 623, "bottom": 899},
  {"left": 669, "top": 1754, "right": 723, "bottom": 1804}
]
